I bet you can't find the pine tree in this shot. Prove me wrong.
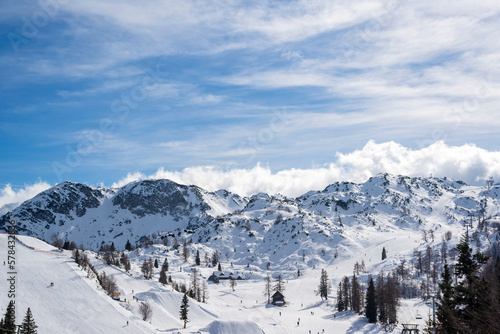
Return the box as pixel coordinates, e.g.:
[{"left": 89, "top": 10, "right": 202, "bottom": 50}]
[
  {"left": 342, "top": 276, "right": 351, "bottom": 311},
  {"left": 454, "top": 234, "right": 486, "bottom": 330},
  {"left": 376, "top": 272, "right": 387, "bottom": 324},
  {"left": 180, "top": 292, "right": 189, "bottom": 328},
  {"left": 3, "top": 300, "right": 16, "bottom": 334},
  {"left": 382, "top": 247, "right": 387, "bottom": 260},
  {"left": 154, "top": 258, "right": 159, "bottom": 268},
  {"left": 162, "top": 258, "right": 169, "bottom": 272},
  {"left": 317, "top": 269, "right": 331, "bottom": 300},
  {"left": 436, "top": 263, "right": 456, "bottom": 333},
  {"left": 159, "top": 267, "right": 168, "bottom": 284},
  {"left": 365, "top": 276, "right": 377, "bottom": 323},
  {"left": 211, "top": 251, "right": 219, "bottom": 267},
  {"left": 337, "top": 280, "right": 346, "bottom": 312},
  {"left": 19, "top": 307, "right": 38, "bottom": 334},
  {"left": 351, "top": 274, "right": 362, "bottom": 314},
  {"left": 125, "top": 239, "right": 132, "bottom": 251},
  {"left": 217, "top": 262, "right": 222, "bottom": 272},
  {"left": 195, "top": 250, "right": 200, "bottom": 266}
]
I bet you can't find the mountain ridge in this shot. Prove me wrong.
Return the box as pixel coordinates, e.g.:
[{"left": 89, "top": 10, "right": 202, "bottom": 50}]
[{"left": 1, "top": 174, "right": 499, "bottom": 260}]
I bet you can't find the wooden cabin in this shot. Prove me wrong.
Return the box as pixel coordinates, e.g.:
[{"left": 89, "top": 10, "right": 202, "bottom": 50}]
[{"left": 271, "top": 291, "right": 285, "bottom": 306}]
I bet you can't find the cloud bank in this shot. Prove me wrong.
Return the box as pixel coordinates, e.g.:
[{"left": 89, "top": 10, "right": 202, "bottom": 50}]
[
  {"left": 0, "top": 182, "right": 51, "bottom": 214},
  {"left": 2, "top": 141, "right": 499, "bottom": 213},
  {"left": 112, "top": 141, "right": 500, "bottom": 197}
]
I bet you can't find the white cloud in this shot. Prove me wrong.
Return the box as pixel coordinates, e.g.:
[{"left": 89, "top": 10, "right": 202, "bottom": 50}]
[
  {"left": 111, "top": 141, "right": 500, "bottom": 197},
  {"left": 0, "top": 181, "right": 52, "bottom": 212},
  {"left": 2, "top": 142, "right": 498, "bottom": 211},
  {"left": 111, "top": 171, "right": 146, "bottom": 189}
]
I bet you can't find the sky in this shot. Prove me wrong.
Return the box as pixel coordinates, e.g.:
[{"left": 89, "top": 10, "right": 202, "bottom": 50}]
[{"left": 1, "top": 0, "right": 500, "bottom": 206}]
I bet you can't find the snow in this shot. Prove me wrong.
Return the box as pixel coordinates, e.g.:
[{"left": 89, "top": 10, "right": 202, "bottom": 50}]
[
  {"left": 2, "top": 174, "right": 497, "bottom": 333},
  {"left": 1, "top": 231, "right": 444, "bottom": 334},
  {"left": 0, "top": 235, "right": 154, "bottom": 334},
  {"left": 201, "top": 320, "right": 265, "bottom": 333}
]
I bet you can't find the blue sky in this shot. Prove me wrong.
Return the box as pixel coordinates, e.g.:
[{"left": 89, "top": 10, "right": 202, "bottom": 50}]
[{"left": 1, "top": 0, "right": 500, "bottom": 203}]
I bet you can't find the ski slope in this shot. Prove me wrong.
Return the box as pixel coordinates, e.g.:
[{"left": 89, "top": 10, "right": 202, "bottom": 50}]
[
  {"left": 0, "top": 224, "right": 456, "bottom": 333},
  {"left": 0, "top": 234, "right": 154, "bottom": 334}
]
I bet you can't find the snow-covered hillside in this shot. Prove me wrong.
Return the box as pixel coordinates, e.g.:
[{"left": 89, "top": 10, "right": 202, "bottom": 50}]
[
  {"left": 1, "top": 174, "right": 500, "bottom": 333},
  {"left": 2, "top": 175, "right": 499, "bottom": 257},
  {"left": 0, "top": 179, "right": 247, "bottom": 249}
]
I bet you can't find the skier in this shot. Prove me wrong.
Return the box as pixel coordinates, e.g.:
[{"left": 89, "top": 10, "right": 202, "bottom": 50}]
[{"left": 126, "top": 321, "right": 129, "bottom": 326}]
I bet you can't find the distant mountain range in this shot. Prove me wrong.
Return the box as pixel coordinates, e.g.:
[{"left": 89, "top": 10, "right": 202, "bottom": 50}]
[{"left": 2, "top": 174, "right": 499, "bottom": 267}]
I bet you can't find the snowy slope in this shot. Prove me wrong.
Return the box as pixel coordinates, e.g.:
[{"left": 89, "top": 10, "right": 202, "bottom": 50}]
[
  {"left": 0, "top": 234, "right": 155, "bottom": 334},
  {"left": 0, "top": 180, "right": 247, "bottom": 250}
]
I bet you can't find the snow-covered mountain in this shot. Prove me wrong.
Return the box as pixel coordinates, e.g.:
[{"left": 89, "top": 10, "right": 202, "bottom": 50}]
[
  {"left": 1, "top": 174, "right": 499, "bottom": 260},
  {"left": 0, "top": 179, "right": 246, "bottom": 249},
  {"left": 2, "top": 174, "right": 500, "bottom": 333}
]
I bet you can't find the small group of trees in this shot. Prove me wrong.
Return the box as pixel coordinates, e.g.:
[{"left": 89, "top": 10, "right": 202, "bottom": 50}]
[
  {"left": 139, "top": 301, "right": 153, "bottom": 322},
  {"left": 336, "top": 271, "right": 399, "bottom": 327},
  {"left": 436, "top": 234, "right": 500, "bottom": 333},
  {"left": 141, "top": 258, "right": 154, "bottom": 279},
  {"left": 263, "top": 273, "right": 286, "bottom": 302},
  {"left": 0, "top": 301, "right": 37, "bottom": 334},
  {"left": 98, "top": 271, "right": 118, "bottom": 295},
  {"left": 336, "top": 275, "right": 364, "bottom": 314}
]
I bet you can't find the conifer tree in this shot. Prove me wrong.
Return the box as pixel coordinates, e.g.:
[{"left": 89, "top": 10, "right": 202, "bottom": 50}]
[
  {"left": 437, "top": 233, "right": 493, "bottom": 333},
  {"left": 3, "top": 300, "right": 16, "bottom": 334},
  {"left": 125, "top": 239, "right": 132, "bottom": 251},
  {"left": 162, "top": 258, "right": 169, "bottom": 272},
  {"left": 351, "top": 274, "right": 362, "bottom": 314},
  {"left": 195, "top": 250, "right": 200, "bottom": 266},
  {"left": 365, "top": 276, "right": 377, "bottom": 323},
  {"left": 337, "top": 280, "right": 346, "bottom": 312},
  {"left": 317, "top": 269, "right": 331, "bottom": 300},
  {"left": 19, "top": 307, "right": 37, "bottom": 334},
  {"left": 180, "top": 292, "right": 189, "bottom": 328},
  {"left": 154, "top": 258, "right": 159, "bottom": 268},
  {"left": 159, "top": 267, "right": 168, "bottom": 284},
  {"left": 382, "top": 247, "right": 387, "bottom": 260},
  {"left": 342, "top": 276, "right": 351, "bottom": 311},
  {"left": 211, "top": 251, "right": 219, "bottom": 267},
  {"left": 436, "top": 263, "right": 456, "bottom": 333}
]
